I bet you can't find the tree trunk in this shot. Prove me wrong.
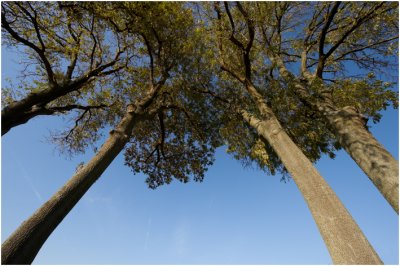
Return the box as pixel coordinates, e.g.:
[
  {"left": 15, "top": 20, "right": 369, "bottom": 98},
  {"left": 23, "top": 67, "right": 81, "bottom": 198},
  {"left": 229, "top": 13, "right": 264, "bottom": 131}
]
[
  {"left": 273, "top": 55, "right": 399, "bottom": 213},
  {"left": 240, "top": 105, "right": 382, "bottom": 264},
  {"left": 325, "top": 106, "right": 399, "bottom": 213},
  {"left": 1, "top": 109, "right": 143, "bottom": 265}
]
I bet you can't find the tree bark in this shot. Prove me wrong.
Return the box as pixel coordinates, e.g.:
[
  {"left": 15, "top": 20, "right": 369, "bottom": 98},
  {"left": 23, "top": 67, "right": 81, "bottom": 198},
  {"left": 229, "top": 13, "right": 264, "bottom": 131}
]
[
  {"left": 274, "top": 56, "right": 399, "bottom": 214},
  {"left": 325, "top": 105, "right": 399, "bottom": 213},
  {"left": 239, "top": 81, "right": 382, "bottom": 264},
  {"left": 1, "top": 108, "right": 144, "bottom": 265},
  {"left": 2, "top": 84, "right": 75, "bottom": 136},
  {"left": 1, "top": 70, "right": 102, "bottom": 136},
  {"left": 240, "top": 106, "right": 382, "bottom": 264},
  {"left": 2, "top": 108, "right": 42, "bottom": 136},
  {"left": 2, "top": 104, "right": 58, "bottom": 136}
]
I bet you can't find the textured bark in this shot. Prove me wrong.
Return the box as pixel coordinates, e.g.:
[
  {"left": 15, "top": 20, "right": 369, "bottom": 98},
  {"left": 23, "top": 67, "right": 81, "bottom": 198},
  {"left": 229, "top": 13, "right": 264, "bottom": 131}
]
[
  {"left": 2, "top": 107, "right": 45, "bottom": 136},
  {"left": 2, "top": 104, "right": 59, "bottom": 136},
  {"left": 2, "top": 76, "right": 165, "bottom": 264},
  {"left": 238, "top": 81, "right": 382, "bottom": 264},
  {"left": 2, "top": 83, "right": 77, "bottom": 135},
  {"left": 1, "top": 66, "right": 109, "bottom": 136},
  {"left": 274, "top": 56, "right": 399, "bottom": 213},
  {"left": 325, "top": 106, "right": 399, "bottom": 213},
  {"left": 1, "top": 109, "right": 142, "bottom": 265},
  {"left": 240, "top": 107, "right": 382, "bottom": 264}
]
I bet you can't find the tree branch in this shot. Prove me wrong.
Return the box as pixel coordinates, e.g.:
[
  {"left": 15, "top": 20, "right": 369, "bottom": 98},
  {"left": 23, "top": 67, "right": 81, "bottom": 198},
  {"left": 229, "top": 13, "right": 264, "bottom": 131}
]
[
  {"left": 47, "top": 104, "right": 108, "bottom": 113},
  {"left": 71, "top": 48, "right": 125, "bottom": 87},
  {"left": 164, "top": 104, "right": 206, "bottom": 142},
  {"left": 236, "top": 1, "right": 255, "bottom": 79},
  {"left": 324, "top": 3, "right": 385, "bottom": 62},
  {"left": 66, "top": 41, "right": 80, "bottom": 80},
  {"left": 16, "top": 2, "right": 46, "bottom": 51},
  {"left": 213, "top": 2, "right": 246, "bottom": 84},
  {"left": 318, "top": 2, "right": 341, "bottom": 57},
  {"left": 61, "top": 111, "right": 85, "bottom": 140},
  {"left": 157, "top": 111, "right": 166, "bottom": 159},
  {"left": 88, "top": 14, "right": 98, "bottom": 71},
  {"left": 1, "top": 7, "right": 56, "bottom": 86},
  {"left": 141, "top": 33, "right": 155, "bottom": 84},
  {"left": 224, "top": 2, "right": 246, "bottom": 51},
  {"left": 316, "top": 2, "right": 341, "bottom": 78},
  {"left": 334, "top": 36, "right": 398, "bottom": 61}
]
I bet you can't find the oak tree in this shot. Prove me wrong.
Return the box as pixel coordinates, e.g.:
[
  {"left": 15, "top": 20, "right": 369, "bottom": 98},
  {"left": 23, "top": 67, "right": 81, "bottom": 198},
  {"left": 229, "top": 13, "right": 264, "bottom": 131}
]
[
  {"left": 195, "top": 2, "right": 383, "bottom": 263},
  {"left": 1, "top": 3, "right": 220, "bottom": 264},
  {"left": 254, "top": 1, "right": 399, "bottom": 212},
  {"left": 1, "top": 2, "right": 129, "bottom": 135}
]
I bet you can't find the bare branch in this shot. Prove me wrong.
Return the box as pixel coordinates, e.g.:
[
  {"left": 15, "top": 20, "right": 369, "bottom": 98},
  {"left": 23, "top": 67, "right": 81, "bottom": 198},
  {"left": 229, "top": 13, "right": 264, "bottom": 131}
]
[
  {"left": 64, "top": 110, "right": 89, "bottom": 140},
  {"left": 60, "top": 104, "right": 110, "bottom": 141}
]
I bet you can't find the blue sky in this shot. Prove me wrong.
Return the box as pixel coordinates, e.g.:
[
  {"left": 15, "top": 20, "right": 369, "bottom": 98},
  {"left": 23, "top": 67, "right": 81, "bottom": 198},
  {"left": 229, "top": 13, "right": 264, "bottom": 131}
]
[{"left": 1, "top": 43, "right": 399, "bottom": 264}]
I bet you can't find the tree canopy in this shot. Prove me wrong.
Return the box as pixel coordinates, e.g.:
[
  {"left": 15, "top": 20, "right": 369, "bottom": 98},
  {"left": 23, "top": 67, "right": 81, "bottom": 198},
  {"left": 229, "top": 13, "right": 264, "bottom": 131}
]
[
  {"left": 2, "top": 1, "right": 398, "bottom": 188},
  {"left": 2, "top": 2, "right": 223, "bottom": 188},
  {"left": 190, "top": 1, "right": 399, "bottom": 212},
  {"left": 1, "top": 2, "right": 398, "bottom": 263}
]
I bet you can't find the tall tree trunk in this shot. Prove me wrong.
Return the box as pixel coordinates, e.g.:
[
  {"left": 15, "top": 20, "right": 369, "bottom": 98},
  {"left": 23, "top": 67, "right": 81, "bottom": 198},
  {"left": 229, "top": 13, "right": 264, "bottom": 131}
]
[
  {"left": 239, "top": 81, "right": 382, "bottom": 263},
  {"left": 325, "top": 105, "right": 399, "bottom": 213},
  {"left": 1, "top": 108, "right": 143, "bottom": 265},
  {"left": 239, "top": 107, "right": 382, "bottom": 264},
  {"left": 2, "top": 77, "right": 166, "bottom": 264},
  {"left": 274, "top": 57, "right": 399, "bottom": 213}
]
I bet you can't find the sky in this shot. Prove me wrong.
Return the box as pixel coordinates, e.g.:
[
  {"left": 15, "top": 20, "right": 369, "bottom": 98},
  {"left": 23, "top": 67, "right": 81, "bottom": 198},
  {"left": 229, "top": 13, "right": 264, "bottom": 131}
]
[{"left": 1, "top": 36, "right": 399, "bottom": 266}]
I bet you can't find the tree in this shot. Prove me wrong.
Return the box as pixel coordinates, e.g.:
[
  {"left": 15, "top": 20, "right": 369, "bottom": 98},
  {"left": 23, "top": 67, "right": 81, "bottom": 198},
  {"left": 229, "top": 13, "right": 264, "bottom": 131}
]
[
  {"left": 2, "top": 2, "right": 395, "bottom": 264},
  {"left": 254, "top": 2, "right": 399, "bottom": 213},
  {"left": 1, "top": 3, "right": 220, "bottom": 264},
  {"left": 195, "top": 2, "right": 383, "bottom": 263},
  {"left": 1, "top": 2, "right": 129, "bottom": 135}
]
